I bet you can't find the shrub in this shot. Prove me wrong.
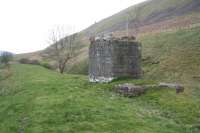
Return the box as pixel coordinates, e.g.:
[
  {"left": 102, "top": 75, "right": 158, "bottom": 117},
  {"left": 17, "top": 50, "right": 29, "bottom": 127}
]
[
  {"left": 19, "top": 58, "right": 53, "bottom": 70},
  {"left": 0, "top": 51, "right": 13, "bottom": 66},
  {"left": 40, "top": 62, "right": 53, "bottom": 69},
  {"left": 30, "top": 60, "right": 40, "bottom": 65},
  {"left": 19, "top": 58, "right": 30, "bottom": 64},
  {"left": 18, "top": 58, "right": 40, "bottom": 65}
]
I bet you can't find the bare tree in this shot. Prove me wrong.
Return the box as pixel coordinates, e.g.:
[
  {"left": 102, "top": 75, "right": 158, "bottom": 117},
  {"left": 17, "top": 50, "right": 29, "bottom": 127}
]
[{"left": 48, "top": 26, "right": 77, "bottom": 74}]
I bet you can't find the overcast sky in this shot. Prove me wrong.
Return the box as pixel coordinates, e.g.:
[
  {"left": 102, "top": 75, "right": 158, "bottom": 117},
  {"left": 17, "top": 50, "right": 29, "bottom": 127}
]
[{"left": 0, "top": 0, "right": 146, "bottom": 54}]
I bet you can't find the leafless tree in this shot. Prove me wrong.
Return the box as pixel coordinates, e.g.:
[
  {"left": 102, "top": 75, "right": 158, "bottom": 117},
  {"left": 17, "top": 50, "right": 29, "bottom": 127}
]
[{"left": 48, "top": 26, "right": 77, "bottom": 74}]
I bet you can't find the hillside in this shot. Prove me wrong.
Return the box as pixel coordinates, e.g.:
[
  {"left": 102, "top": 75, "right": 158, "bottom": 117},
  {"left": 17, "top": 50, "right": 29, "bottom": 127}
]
[
  {"left": 0, "top": 64, "right": 200, "bottom": 132},
  {"left": 18, "top": 0, "right": 199, "bottom": 67},
  {"left": 68, "top": 25, "right": 200, "bottom": 85},
  {"left": 141, "top": 26, "right": 200, "bottom": 83},
  {"left": 83, "top": 0, "right": 200, "bottom": 36},
  {"left": 2, "top": 0, "right": 200, "bottom": 132},
  {"left": 17, "top": 0, "right": 200, "bottom": 52},
  {"left": 15, "top": 0, "right": 200, "bottom": 83}
]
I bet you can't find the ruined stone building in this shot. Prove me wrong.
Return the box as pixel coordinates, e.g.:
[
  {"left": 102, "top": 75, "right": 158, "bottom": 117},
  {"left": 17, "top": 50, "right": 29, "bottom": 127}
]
[{"left": 89, "top": 37, "right": 142, "bottom": 83}]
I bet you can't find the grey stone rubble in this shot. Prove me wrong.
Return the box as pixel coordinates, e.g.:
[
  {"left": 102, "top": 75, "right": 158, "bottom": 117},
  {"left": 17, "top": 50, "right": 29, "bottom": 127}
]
[
  {"left": 114, "top": 83, "right": 185, "bottom": 97},
  {"left": 89, "top": 76, "right": 114, "bottom": 83},
  {"left": 114, "top": 83, "right": 146, "bottom": 97},
  {"left": 89, "top": 36, "right": 142, "bottom": 83},
  {"left": 158, "top": 83, "right": 185, "bottom": 94}
]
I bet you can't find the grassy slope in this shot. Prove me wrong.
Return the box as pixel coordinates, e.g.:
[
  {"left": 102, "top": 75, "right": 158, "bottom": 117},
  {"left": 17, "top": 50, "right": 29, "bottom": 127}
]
[
  {"left": 140, "top": 26, "right": 200, "bottom": 84},
  {"left": 83, "top": 0, "right": 196, "bottom": 35},
  {"left": 68, "top": 26, "right": 200, "bottom": 86},
  {"left": 15, "top": 0, "right": 200, "bottom": 72},
  {"left": 66, "top": 0, "right": 200, "bottom": 75},
  {"left": 0, "top": 64, "right": 200, "bottom": 133}
]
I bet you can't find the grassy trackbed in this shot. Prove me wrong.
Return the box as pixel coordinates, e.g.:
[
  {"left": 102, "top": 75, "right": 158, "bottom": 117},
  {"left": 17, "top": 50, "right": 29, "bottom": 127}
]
[{"left": 0, "top": 64, "right": 200, "bottom": 133}]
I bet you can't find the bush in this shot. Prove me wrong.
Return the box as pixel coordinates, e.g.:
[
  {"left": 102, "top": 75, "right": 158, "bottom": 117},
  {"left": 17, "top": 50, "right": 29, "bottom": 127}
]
[
  {"left": 30, "top": 60, "right": 40, "bottom": 65},
  {"left": 18, "top": 58, "right": 30, "bottom": 64},
  {"left": 0, "top": 51, "right": 13, "bottom": 66},
  {"left": 19, "top": 58, "right": 40, "bottom": 65},
  {"left": 40, "top": 62, "right": 53, "bottom": 69},
  {"left": 19, "top": 58, "right": 53, "bottom": 70}
]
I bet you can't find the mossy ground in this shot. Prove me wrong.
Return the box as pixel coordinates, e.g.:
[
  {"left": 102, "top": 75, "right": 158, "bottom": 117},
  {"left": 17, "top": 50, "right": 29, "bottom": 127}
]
[{"left": 0, "top": 64, "right": 200, "bottom": 133}]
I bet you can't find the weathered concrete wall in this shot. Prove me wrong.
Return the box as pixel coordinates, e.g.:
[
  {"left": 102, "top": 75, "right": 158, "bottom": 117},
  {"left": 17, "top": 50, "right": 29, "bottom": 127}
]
[{"left": 89, "top": 39, "right": 142, "bottom": 83}]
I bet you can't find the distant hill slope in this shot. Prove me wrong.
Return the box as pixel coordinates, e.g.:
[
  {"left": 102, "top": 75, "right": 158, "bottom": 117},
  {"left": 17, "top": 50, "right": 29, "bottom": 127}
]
[
  {"left": 83, "top": 0, "right": 200, "bottom": 36},
  {"left": 16, "top": 0, "right": 200, "bottom": 82}
]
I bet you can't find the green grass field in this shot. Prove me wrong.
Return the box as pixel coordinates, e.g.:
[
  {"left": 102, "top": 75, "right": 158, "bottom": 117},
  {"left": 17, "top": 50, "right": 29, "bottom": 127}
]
[
  {"left": 2, "top": 0, "right": 200, "bottom": 132},
  {"left": 0, "top": 64, "right": 200, "bottom": 133}
]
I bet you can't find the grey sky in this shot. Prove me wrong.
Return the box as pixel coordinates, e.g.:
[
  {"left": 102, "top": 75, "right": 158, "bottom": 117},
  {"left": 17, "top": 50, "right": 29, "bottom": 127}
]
[{"left": 0, "top": 0, "right": 146, "bottom": 54}]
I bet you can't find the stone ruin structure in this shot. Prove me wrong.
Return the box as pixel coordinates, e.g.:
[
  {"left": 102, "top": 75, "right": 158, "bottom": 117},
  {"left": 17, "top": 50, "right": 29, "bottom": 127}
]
[{"left": 89, "top": 35, "right": 142, "bottom": 83}]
